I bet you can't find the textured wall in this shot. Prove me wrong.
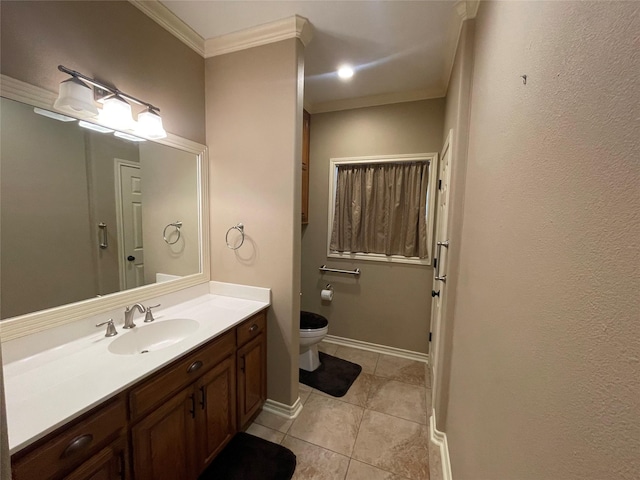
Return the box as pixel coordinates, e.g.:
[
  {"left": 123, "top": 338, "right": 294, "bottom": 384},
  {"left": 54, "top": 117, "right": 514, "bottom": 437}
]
[
  {"left": 302, "top": 100, "right": 444, "bottom": 353},
  {"left": 206, "top": 39, "right": 303, "bottom": 406},
  {"left": 0, "top": 1, "right": 205, "bottom": 143},
  {"left": 433, "top": 20, "right": 476, "bottom": 429},
  {"left": 445, "top": 2, "right": 640, "bottom": 479}
]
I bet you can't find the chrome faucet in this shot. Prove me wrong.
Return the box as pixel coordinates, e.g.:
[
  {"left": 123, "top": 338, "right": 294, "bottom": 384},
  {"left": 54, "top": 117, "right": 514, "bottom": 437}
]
[{"left": 123, "top": 303, "right": 146, "bottom": 329}]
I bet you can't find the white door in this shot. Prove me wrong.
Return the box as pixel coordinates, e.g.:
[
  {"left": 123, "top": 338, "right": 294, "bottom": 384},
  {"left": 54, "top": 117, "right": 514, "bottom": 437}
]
[
  {"left": 116, "top": 161, "right": 145, "bottom": 289},
  {"left": 430, "top": 129, "right": 453, "bottom": 406}
]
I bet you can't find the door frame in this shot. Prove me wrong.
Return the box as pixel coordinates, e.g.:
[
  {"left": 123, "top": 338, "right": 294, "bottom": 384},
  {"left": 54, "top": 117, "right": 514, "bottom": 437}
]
[
  {"left": 114, "top": 158, "right": 142, "bottom": 291},
  {"left": 430, "top": 129, "right": 453, "bottom": 406}
]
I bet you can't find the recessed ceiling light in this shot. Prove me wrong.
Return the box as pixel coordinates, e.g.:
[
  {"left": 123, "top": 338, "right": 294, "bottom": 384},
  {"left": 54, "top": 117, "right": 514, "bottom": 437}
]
[{"left": 338, "top": 65, "right": 354, "bottom": 79}]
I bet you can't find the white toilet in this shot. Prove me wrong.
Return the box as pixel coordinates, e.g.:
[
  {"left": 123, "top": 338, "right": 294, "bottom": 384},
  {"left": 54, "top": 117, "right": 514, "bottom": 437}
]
[{"left": 299, "top": 311, "right": 329, "bottom": 371}]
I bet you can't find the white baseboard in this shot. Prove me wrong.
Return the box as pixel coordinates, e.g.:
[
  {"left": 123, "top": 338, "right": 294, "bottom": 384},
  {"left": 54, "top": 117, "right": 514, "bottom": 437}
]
[
  {"left": 262, "top": 396, "right": 303, "bottom": 420},
  {"left": 429, "top": 410, "right": 452, "bottom": 480},
  {"left": 324, "top": 334, "right": 429, "bottom": 364}
]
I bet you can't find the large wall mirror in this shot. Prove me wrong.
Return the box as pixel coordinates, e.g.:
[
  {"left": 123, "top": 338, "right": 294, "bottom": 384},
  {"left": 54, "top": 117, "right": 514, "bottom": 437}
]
[{"left": 0, "top": 76, "right": 210, "bottom": 341}]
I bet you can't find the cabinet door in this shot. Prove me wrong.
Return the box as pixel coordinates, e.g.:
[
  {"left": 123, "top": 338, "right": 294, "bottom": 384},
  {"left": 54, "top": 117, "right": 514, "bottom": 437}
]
[
  {"left": 237, "top": 333, "right": 267, "bottom": 430},
  {"left": 64, "top": 437, "right": 127, "bottom": 480},
  {"left": 195, "top": 355, "right": 236, "bottom": 471},
  {"left": 131, "top": 387, "right": 197, "bottom": 480}
]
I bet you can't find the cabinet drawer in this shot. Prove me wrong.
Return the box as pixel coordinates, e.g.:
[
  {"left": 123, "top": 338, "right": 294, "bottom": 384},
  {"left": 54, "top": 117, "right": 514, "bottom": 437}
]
[
  {"left": 12, "top": 399, "right": 126, "bottom": 480},
  {"left": 236, "top": 311, "right": 266, "bottom": 347},
  {"left": 130, "top": 329, "right": 235, "bottom": 420}
]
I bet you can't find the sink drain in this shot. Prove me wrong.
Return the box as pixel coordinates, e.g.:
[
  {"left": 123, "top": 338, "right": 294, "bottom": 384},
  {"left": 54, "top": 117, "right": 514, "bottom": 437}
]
[{"left": 141, "top": 350, "right": 149, "bottom": 354}]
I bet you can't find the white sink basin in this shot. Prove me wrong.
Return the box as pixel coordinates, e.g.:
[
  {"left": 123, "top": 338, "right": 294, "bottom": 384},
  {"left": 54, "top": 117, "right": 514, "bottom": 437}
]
[{"left": 108, "top": 319, "right": 199, "bottom": 355}]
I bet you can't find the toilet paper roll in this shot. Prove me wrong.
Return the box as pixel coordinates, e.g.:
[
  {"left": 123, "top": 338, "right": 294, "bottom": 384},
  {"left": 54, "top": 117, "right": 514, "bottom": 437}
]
[{"left": 321, "top": 289, "right": 334, "bottom": 302}]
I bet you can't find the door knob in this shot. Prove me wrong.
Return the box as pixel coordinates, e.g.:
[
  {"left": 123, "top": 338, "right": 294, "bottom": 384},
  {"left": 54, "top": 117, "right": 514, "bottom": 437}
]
[
  {"left": 127, "top": 255, "right": 135, "bottom": 261},
  {"left": 432, "top": 290, "right": 440, "bottom": 297}
]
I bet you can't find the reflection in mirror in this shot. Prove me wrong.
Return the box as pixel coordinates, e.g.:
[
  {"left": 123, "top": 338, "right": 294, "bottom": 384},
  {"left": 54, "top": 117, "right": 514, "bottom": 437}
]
[{"left": 0, "top": 97, "right": 201, "bottom": 320}]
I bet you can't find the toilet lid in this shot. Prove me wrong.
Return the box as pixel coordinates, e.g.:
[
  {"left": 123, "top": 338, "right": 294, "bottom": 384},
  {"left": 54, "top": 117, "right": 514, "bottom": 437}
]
[{"left": 300, "top": 311, "right": 328, "bottom": 330}]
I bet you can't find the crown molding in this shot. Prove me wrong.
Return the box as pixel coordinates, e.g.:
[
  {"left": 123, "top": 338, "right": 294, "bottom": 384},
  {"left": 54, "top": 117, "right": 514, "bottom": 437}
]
[
  {"left": 457, "top": 0, "right": 481, "bottom": 21},
  {"left": 205, "top": 15, "right": 312, "bottom": 58},
  {"left": 129, "top": 0, "right": 205, "bottom": 57},
  {"left": 307, "top": 87, "right": 446, "bottom": 114},
  {"left": 442, "top": 1, "right": 480, "bottom": 95}
]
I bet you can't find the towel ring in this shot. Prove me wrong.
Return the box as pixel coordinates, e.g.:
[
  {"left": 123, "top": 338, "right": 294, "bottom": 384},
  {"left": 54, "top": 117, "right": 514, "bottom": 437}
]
[
  {"left": 225, "top": 223, "right": 245, "bottom": 250},
  {"left": 163, "top": 221, "right": 183, "bottom": 245}
]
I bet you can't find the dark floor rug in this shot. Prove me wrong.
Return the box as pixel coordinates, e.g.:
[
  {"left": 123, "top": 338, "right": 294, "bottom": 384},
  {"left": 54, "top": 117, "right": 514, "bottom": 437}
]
[
  {"left": 299, "top": 352, "right": 362, "bottom": 397},
  {"left": 199, "top": 432, "right": 296, "bottom": 480}
]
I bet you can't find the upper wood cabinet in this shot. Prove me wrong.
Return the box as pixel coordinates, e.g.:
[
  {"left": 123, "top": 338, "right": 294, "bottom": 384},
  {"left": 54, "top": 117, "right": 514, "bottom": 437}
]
[{"left": 302, "top": 109, "right": 311, "bottom": 224}]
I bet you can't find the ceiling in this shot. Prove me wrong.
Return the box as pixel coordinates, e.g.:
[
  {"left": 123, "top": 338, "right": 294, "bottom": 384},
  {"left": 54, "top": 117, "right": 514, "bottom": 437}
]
[{"left": 159, "top": 1, "right": 473, "bottom": 112}]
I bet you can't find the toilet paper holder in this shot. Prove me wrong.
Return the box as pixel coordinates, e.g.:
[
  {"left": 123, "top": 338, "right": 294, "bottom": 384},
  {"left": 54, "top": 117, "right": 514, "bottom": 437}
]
[{"left": 321, "top": 284, "right": 334, "bottom": 302}]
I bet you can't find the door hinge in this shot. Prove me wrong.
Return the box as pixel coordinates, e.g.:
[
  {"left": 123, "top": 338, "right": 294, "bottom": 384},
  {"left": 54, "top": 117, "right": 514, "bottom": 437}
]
[
  {"left": 438, "top": 179, "right": 442, "bottom": 190},
  {"left": 429, "top": 332, "right": 432, "bottom": 342}
]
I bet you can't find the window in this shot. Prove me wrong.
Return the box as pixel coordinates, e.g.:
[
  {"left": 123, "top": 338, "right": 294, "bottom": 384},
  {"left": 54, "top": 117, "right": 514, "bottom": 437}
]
[{"left": 327, "top": 153, "right": 438, "bottom": 265}]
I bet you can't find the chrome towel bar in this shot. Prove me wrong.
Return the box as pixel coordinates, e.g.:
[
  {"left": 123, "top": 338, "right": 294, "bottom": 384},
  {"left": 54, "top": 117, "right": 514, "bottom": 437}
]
[{"left": 319, "top": 265, "right": 361, "bottom": 276}]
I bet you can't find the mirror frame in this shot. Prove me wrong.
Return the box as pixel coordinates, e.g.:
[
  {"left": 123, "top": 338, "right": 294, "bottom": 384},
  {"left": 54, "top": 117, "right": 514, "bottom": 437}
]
[{"left": 0, "top": 75, "right": 210, "bottom": 342}]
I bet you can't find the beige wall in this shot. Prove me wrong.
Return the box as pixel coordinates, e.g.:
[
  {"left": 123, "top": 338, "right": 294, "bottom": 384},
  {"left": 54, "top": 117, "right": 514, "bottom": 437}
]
[
  {"left": 140, "top": 142, "right": 200, "bottom": 283},
  {"left": 444, "top": 2, "right": 640, "bottom": 478},
  {"left": 301, "top": 100, "right": 444, "bottom": 353},
  {"left": 0, "top": 0, "right": 205, "bottom": 143},
  {"left": 1, "top": 98, "right": 96, "bottom": 318},
  {"left": 433, "top": 19, "right": 475, "bottom": 428},
  {"left": 206, "top": 39, "right": 304, "bottom": 406}
]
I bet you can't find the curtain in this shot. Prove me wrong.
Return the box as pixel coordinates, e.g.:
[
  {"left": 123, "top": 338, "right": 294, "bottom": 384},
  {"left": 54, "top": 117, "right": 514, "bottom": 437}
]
[{"left": 330, "top": 161, "right": 429, "bottom": 258}]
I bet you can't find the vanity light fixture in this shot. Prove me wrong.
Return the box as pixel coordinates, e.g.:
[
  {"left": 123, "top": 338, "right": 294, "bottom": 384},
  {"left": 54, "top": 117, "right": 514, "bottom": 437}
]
[
  {"left": 53, "top": 76, "right": 99, "bottom": 117},
  {"left": 136, "top": 107, "right": 167, "bottom": 139},
  {"left": 99, "top": 94, "right": 134, "bottom": 130},
  {"left": 55, "top": 65, "right": 166, "bottom": 139}
]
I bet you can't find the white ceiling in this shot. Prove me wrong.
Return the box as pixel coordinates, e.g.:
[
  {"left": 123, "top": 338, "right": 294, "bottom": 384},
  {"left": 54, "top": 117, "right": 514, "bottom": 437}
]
[{"left": 160, "top": 1, "right": 468, "bottom": 111}]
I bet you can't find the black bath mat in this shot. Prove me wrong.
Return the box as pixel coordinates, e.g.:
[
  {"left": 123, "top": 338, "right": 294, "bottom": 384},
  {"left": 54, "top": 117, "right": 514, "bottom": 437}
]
[
  {"left": 199, "top": 432, "right": 296, "bottom": 480},
  {"left": 299, "top": 352, "right": 362, "bottom": 397}
]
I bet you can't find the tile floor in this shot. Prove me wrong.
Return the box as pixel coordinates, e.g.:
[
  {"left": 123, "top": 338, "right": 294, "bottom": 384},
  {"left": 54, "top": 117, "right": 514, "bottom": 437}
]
[{"left": 246, "top": 342, "right": 436, "bottom": 480}]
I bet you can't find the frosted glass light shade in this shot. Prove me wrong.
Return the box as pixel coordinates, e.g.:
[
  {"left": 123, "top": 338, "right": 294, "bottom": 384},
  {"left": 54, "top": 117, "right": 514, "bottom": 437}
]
[
  {"left": 136, "top": 109, "right": 167, "bottom": 139},
  {"left": 99, "top": 95, "right": 134, "bottom": 130},
  {"left": 53, "top": 77, "right": 98, "bottom": 116}
]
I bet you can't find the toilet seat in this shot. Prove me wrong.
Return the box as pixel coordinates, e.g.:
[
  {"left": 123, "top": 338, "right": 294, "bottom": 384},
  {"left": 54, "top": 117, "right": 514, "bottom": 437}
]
[{"left": 300, "top": 311, "right": 328, "bottom": 330}]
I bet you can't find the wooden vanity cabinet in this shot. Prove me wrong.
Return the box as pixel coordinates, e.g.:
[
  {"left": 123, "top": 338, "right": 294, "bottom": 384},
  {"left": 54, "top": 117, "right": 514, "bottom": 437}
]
[
  {"left": 130, "top": 331, "right": 237, "bottom": 480},
  {"left": 11, "top": 397, "right": 128, "bottom": 480},
  {"left": 11, "top": 309, "right": 268, "bottom": 480},
  {"left": 236, "top": 311, "right": 267, "bottom": 430}
]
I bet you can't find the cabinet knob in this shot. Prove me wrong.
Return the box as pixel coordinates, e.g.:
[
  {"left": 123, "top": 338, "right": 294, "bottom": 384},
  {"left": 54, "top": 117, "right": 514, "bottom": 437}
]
[
  {"left": 61, "top": 434, "right": 93, "bottom": 459},
  {"left": 249, "top": 324, "right": 258, "bottom": 333}
]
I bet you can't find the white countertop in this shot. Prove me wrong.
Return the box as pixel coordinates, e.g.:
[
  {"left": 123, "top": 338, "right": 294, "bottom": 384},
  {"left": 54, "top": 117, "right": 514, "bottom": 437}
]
[{"left": 3, "top": 283, "right": 270, "bottom": 454}]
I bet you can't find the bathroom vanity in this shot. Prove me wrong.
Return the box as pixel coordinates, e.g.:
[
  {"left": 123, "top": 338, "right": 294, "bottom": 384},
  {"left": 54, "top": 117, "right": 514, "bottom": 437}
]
[{"left": 5, "top": 290, "right": 269, "bottom": 480}]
